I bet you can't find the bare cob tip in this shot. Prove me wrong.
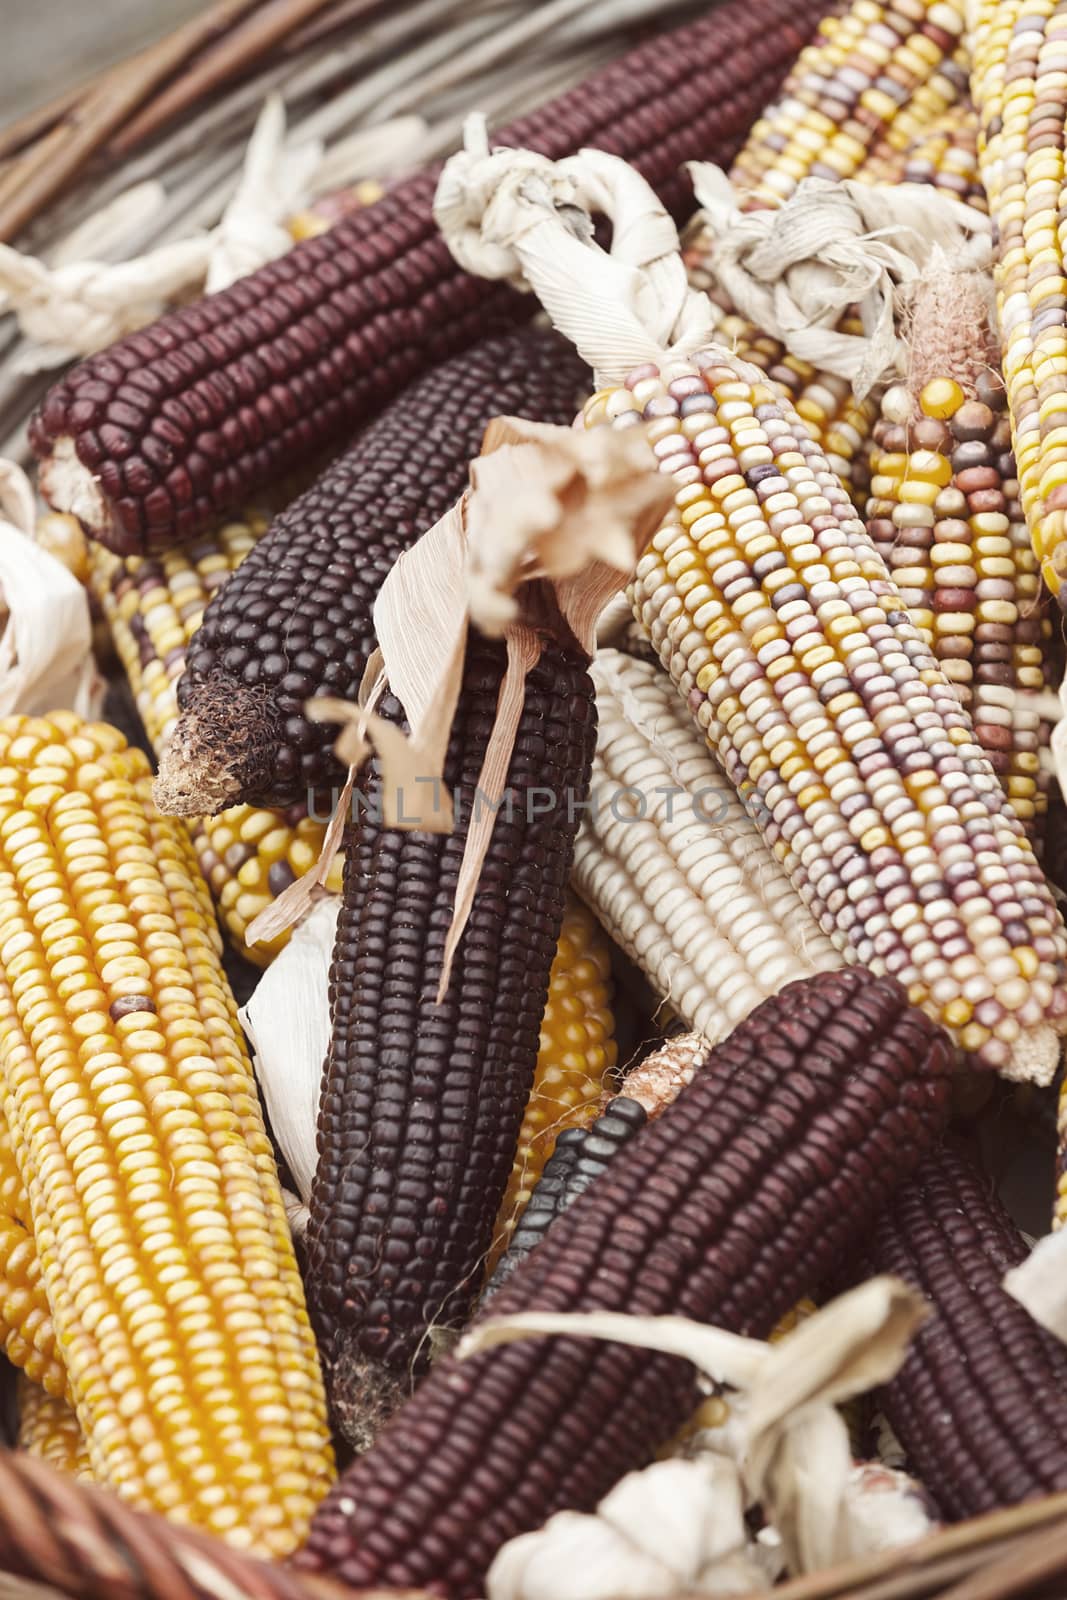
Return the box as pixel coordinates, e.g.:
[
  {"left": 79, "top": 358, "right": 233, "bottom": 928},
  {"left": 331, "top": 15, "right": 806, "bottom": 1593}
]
[
  {"left": 325, "top": 1332, "right": 407, "bottom": 1454},
  {"left": 153, "top": 681, "right": 279, "bottom": 817},
  {"left": 36, "top": 438, "right": 120, "bottom": 548}
]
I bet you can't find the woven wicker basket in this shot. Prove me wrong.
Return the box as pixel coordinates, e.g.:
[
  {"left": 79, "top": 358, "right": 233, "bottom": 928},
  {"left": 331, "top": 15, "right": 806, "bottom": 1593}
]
[{"left": 2, "top": 3, "right": 1067, "bottom": 1597}]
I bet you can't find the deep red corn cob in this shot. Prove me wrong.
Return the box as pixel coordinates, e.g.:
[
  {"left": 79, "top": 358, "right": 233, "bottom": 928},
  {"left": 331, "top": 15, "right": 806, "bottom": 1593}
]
[
  {"left": 30, "top": 0, "right": 831, "bottom": 556},
  {"left": 155, "top": 328, "right": 590, "bottom": 814},
  {"left": 295, "top": 968, "right": 954, "bottom": 1598},
  {"left": 844, "top": 1145, "right": 1067, "bottom": 1520},
  {"left": 304, "top": 633, "right": 597, "bottom": 1446}
]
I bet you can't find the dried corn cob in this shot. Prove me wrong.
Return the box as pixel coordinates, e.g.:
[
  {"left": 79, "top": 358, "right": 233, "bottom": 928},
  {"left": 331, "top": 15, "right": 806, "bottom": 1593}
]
[
  {"left": 160, "top": 329, "right": 591, "bottom": 815},
  {"left": 858, "top": 98, "right": 988, "bottom": 211},
  {"left": 16, "top": 1382, "right": 92, "bottom": 1481},
  {"left": 584, "top": 357, "right": 1067, "bottom": 1079},
  {"left": 486, "top": 896, "right": 616, "bottom": 1277},
  {"left": 572, "top": 649, "right": 844, "bottom": 1044},
  {"left": 970, "top": 0, "right": 1067, "bottom": 599},
  {"left": 866, "top": 365, "right": 1053, "bottom": 846},
  {"left": 0, "top": 713, "right": 332, "bottom": 1553},
  {"left": 845, "top": 1145, "right": 1067, "bottom": 1518},
  {"left": 295, "top": 968, "right": 954, "bottom": 1597},
  {"left": 486, "top": 1032, "right": 709, "bottom": 1293},
  {"left": 687, "top": 290, "right": 880, "bottom": 505},
  {"left": 0, "top": 1110, "right": 64, "bottom": 1399},
  {"left": 30, "top": 0, "right": 828, "bottom": 556},
  {"left": 725, "top": 0, "right": 969, "bottom": 212},
  {"left": 305, "top": 634, "right": 596, "bottom": 1444},
  {"left": 88, "top": 516, "right": 341, "bottom": 961}
]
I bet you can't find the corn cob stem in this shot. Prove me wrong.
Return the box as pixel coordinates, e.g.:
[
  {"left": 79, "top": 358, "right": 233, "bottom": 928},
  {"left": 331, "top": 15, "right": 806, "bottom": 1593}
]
[
  {"left": 573, "top": 649, "right": 845, "bottom": 1043},
  {"left": 158, "top": 329, "right": 591, "bottom": 816},
  {"left": 295, "top": 968, "right": 953, "bottom": 1598},
  {"left": 970, "top": 0, "right": 1067, "bottom": 600},
  {"left": 16, "top": 1381, "right": 92, "bottom": 1481},
  {"left": 30, "top": 0, "right": 828, "bottom": 556},
  {"left": 305, "top": 635, "right": 596, "bottom": 1447},
  {"left": 842, "top": 1145, "right": 1067, "bottom": 1519},
  {"left": 485, "top": 895, "right": 616, "bottom": 1278},
  {"left": 0, "top": 713, "right": 332, "bottom": 1553}
]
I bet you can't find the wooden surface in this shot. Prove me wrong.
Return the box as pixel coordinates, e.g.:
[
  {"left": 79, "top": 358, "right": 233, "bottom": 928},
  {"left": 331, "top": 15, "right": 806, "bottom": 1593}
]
[{"left": 6, "top": 0, "right": 205, "bottom": 122}]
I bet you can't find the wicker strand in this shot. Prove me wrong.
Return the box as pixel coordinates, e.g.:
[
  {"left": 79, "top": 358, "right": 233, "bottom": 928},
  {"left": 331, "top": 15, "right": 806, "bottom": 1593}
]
[{"left": 0, "top": 1452, "right": 380, "bottom": 1600}]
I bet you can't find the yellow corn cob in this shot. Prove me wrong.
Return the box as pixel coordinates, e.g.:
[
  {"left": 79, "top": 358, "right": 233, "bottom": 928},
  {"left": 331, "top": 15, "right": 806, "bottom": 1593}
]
[
  {"left": 17, "top": 1380, "right": 93, "bottom": 1480},
  {"left": 727, "top": 0, "right": 968, "bottom": 212},
  {"left": 583, "top": 357, "right": 1067, "bottom": 1080},
  {"left": 866, "top": 363, "right": 1053, "bottom": 845},
  {"left": 84, "top": 517, "right": 343, "bottom": 963},
  {"left": 572, "top": 650, "right": 844, "bottom": 1044},
  {"left": 0, "top": 712, "right": 333, "bottom": 1553},
  {"left": 486, "top": 896, "right": 617, "bottom": 1274},
  {"left": 0, "top": 1109, "right": 64, "bottom": 1398},
  {"left": 971, "top": 0, "right": 1067, "bottom": 598}
]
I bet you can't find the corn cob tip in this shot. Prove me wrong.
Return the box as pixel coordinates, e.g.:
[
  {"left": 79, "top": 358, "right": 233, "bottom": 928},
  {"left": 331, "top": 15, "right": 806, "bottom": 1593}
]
[
  {"left": 155, "top": 685, "right": 278, "bottom": 816},
  {"left": 37, "top": 438, "right": 117, "bottom": 548},
  {"left": 325, "top": 1333, "right": 407, "bottom": 1454}
]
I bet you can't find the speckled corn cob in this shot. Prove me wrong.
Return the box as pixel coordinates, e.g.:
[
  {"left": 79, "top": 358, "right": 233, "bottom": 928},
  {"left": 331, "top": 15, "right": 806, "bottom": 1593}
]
[
  {"left": 16, "top": 1382, "right": 92, "bottom": 1481},
  {"left": 866, "top": 372, "right": 1053, "bottom": 845},
  {"left": 30, "top": 0, "right": 827, "bottom": 555},
  {"left": 846, "top": 1145, "right": 1067, "bottom": 1517},
  {"left": 585, "top": 355, "right": 1067, "bottom": 1079},
  {"left": 87, "top": 516, "right": 341, "bottom": 963},
  {"left": 295, "top": 968, "right": 954, "bottom": 1598},
  {"left": 0, "top": 713, "right": 333, "bottom": 1553},
  {"left": 971, "top": 0, "right": 1067, "bottom": 599},
  {"left": 572, "top": 649, "right": 845, "bottom": 1045},
  {"left": 486, "top": 896, "right": 616, "bottom": 1277},
  {"left": 486, "top": 1032, "right": 710, "bottom": 1293},
  {"left": 0, "top": 1110, "right": 64, "bottom": 1399},
  {"left": 687, "top": 291, "right": 879, "bottom": 504},
  {"left": 726, "top": 0, "right": 968, "bottom": 212},
  {"left": 858, "top": 98, "right": 988, "bottom": 210}
]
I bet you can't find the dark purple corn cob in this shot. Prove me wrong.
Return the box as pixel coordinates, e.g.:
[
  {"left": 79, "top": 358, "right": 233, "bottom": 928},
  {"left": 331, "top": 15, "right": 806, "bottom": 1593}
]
[
  {"left": 30, "top": 0, "right": 831, "bottom": 556},
  {"left": 154, "top": 328, "right": 590, "bottom": 815},
  {"left": 843, "top": 1145, "right": 1067, "bottom": 1521},
  {"left": 304, "top": 631, "right": 596, "bottom": 1447},
  {"left": 294, "top": 968, "right": 954, "bottom": 1598},
  {"left": 485, "top": 1096, "right": 648, "bottom": 1296}
]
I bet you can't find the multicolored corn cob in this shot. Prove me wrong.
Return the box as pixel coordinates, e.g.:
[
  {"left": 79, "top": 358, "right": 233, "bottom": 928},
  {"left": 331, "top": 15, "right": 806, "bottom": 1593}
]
[
  {"left": 295, "top": 968, "right": 954, "bottom": 1597},
  {"left": 572, "top": 649, "right": 845, "bottom": 1045},
  {"left": 858, "top": 97, "right": 988, "bottom": 211},
  {"left": 971, "top": 0, "right": 1067, "bottom": 599},
  {"left": 304, "top": 634, "right": 597, "bottom": 1445},
  {"left": 160, "top": 330, "right": 591, "bottom": 815},
  {"left": 686, "top": 290, "right": 880, "bottom": 506},
  {"left": 723, "top": 0, "right": 968, "bottom": 212},
  {"left": 486, "top": 896, "right": 616, "bottom": 1278},
  {"left": 584, "top": 356, "right": 1067, "bottom": 1079},
  {"left": 0, "top": 713, "right": 333, "bottom": 1553},
  {"left": 87, "top": 516, "right": 341, "bottom": 962},
  {"left": 16, "top": 1382, "right": 92, "bottom": 1481},
  {"left": 30, "top": 0, "right": 828, "bottom": 556},
  {"left": 486, "top": 1032, "right": 709, "bottom": 1293},
  {"left": 866, "top": 365, "right": 1054, "bottom": 847},
  {"left": 0, "top": 1111, "right": 64, "bottom": 1399},
  {"left": 846, "top": 1145, "right": 1067, "bottom": 1518}
]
